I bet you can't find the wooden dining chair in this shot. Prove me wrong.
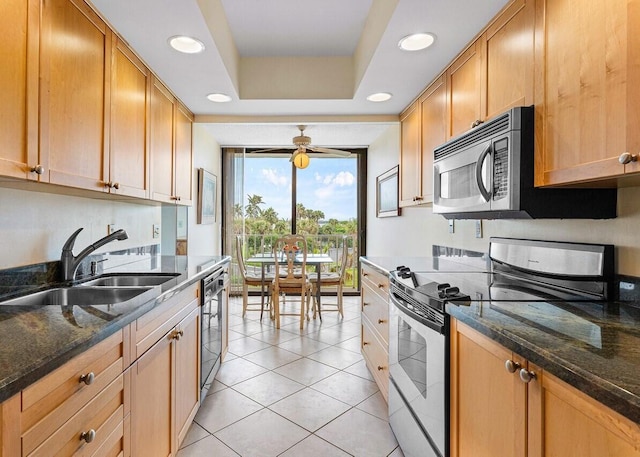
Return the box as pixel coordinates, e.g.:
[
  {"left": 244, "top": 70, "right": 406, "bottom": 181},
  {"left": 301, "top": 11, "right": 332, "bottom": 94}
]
[
  {"left": 236, "top": 235, "right": 271, "bottom": 319},
  {"left": 311, "top": 236, "right": 350, "bottom": 318},
  {"left": 271, "top": 234, "right": 312, "bottom": 329}
]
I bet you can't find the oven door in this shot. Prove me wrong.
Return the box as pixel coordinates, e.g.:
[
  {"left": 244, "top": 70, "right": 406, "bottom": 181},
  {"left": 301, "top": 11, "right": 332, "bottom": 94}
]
[
  {"left": 433, "top": 138, "right": 493, "bottom": 215},
  {"left": 389, "top": 294, "right": 448, "bottom": 456}
]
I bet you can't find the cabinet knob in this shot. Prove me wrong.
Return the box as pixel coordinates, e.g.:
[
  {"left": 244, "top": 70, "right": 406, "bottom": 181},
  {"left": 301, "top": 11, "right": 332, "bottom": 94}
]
[
  {"left": 171, "top": 196, "right": 182, "bottom": 201},
  {"left": 363, "top": 341, "right": 370, "bottom": 346},
  {"left": 504, "top": 359, "right": 521, "bottom": 374},
  {"left": 362, "top": 272, "right": 369, "bottom": 277},
  {"left": 414, "top": 196, "right": 424, "bottom": 201},
  {"left": 378, "top": 319, "right": 387, "bottom": 324},
  {"left": 111, "top": 181, "right": 120, "bottom": 189},
  {"left": 377, "top": 365, "right": 385, "bottom": 371},
  {"left": 519, "top": 368, "right": 536, "bottom": 383},
  {"left": 80, "top": 429, "right": 96, "bottom": 444},
  {"left": 363, "top": 301, "right": 370, "bottom": 307},
  {"left": 79, "top": 372, "right": 95, "bottom": 385},
  {"left": 619, "top": 152, "right": 638, "bottom": 165},
  {"left": 377, "top": 283, "right": 385, "bottom": 289},
  {"left": 30, "top": 164, "right": 44, "bottom": 175},
  {"left": 471, "top": 119, "right": 484, "bottom": 128}
]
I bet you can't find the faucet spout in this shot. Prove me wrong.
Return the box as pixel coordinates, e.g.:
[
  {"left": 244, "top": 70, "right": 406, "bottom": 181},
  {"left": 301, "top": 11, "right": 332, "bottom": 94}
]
[{"left": 60, "top": 228, "right": 129, "bottom": 281}]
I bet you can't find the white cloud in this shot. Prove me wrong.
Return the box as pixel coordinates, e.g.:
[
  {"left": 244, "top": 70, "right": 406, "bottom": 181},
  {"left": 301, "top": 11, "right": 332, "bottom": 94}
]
[
  {"left": 261, "top": 168, "right": 288, "bottom": 187},
  {"left": 333, "top": 171, "right": 355, "bottom": 186}
]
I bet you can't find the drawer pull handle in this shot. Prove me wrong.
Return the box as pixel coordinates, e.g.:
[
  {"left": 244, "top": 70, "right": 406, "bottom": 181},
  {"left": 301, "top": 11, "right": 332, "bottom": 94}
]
[
  {"left": 30, "top": 164, "right": 44, "bottom": 175},
  {"left": 80, "top": 429, "right": 96, "bottom": 444},
  {"left": 363, "top": 341, "right": 370, "bottom": 346},
  {"left": 619, "top": 152, "right": 638, "bottom": 165},
  {"left": 519, "top": 368, "right": 536, "bottom": 383},
  {"left": 363, "top": 302, "right": 370, "bottom": 306},
  {"left": 79, "top": 372, "right": 95, "bottom": 385},
  {"left": 504, "top": 360, "right": 521, "bottom": 374},
  {"left": 172, "top": 329, "right": 184, "bottom": 340},
  {"left": 378, "top": 319, "right": 387, "bottom": 324},
  {"left": 363, "top": 272, "right": 369, "bottom": 277},
  {"left": 377, "top": 283, "right": 385, "bottom": 289},
  {"left": 377, "top": 366, "right": 385, "bottom": 371}
]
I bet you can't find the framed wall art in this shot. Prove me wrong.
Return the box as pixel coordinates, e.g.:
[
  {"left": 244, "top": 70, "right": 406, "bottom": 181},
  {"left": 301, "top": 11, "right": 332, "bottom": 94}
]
[
  {"left": 376, "top": 165, "right": 400, "bottom": 218},
  {"left": 197, "top": 168, "right": 217, "bottom": 224}
]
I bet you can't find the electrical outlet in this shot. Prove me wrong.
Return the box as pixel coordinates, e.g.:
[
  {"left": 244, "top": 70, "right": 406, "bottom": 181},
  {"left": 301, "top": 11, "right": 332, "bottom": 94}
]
[
  {"left": 153, "top": 224, "right": 160, "bottom": 239},
  {"left": 108, "top": 224, "right": 115, "bottom": 235},
  {"left": 475, "top": 220, "right": 483, "bottom": 238},
  {"left": 448, "top": 219, "right": 455, "bottom": 234}
]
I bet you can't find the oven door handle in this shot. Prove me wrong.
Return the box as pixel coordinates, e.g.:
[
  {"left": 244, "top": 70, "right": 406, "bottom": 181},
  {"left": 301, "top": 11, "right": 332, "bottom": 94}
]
[
  {"left": 475, "top": 143, "right": 493, "bottom": 202},
  {"left": 390, "top": 293, "right": 446, "bottom": 334}
]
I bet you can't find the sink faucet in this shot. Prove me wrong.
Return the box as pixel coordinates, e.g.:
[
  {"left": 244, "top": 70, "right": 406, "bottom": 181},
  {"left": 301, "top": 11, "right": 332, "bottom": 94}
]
[{"left": 60, "top": 228, "right": 128, "bottom": 281}]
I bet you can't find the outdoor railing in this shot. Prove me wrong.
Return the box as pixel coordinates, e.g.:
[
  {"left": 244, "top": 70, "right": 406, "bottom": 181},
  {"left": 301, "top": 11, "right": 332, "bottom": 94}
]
[{"left": 230, "top": 233, "right": 358, "bottom": 296}]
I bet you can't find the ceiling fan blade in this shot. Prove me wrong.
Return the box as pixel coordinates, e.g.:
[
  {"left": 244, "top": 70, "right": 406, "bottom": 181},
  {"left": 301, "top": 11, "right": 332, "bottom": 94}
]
[
  {"left": 250, "top": 147, "right": 295, "bottom": 154},
  {"left": 308, "top": 146, "right": 351, "bottom": 157}
]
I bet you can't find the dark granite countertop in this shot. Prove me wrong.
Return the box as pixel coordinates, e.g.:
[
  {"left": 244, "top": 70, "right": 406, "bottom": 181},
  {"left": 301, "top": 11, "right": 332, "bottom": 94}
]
[
  {"left": 0, "top": 254, "right": 230, "bottom": 403},
  {"left": 361, "top": 255, "right": 640, "bottom": 425}
]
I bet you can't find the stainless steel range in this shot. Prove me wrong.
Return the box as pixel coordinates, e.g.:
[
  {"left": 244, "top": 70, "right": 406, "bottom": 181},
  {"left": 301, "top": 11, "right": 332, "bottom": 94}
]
[{"left": 387, "top": 238, "right": 614, "bottom": 457}]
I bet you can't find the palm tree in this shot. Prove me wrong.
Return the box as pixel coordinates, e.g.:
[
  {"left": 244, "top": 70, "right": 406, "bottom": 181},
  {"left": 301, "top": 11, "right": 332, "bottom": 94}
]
[{"left": 245, "top": 194, "right": 264, "bottom": 218}]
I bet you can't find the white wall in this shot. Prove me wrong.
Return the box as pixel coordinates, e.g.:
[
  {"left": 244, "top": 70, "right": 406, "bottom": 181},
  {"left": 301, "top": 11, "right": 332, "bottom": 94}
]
[
  {"left": 367, "top": 125, "right": 640, "bottom": 276},
  {"left": 187, "top": 124, "right": 222, "bottom": 256},
  {"left": 0, "top": 186, "right": 160, "bottom": 269}
]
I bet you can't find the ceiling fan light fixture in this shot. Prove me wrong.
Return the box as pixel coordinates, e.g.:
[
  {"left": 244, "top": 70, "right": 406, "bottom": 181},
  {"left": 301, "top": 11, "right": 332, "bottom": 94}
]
[
  {"left": 207, "top": 93, "right": 232, "bottom": 103},
  {"left": 293, "top": 152, "right": 310, "bottom": 169},
  {"left": 366, "top": 92, "right": 393, "bottom": 102},
  {"left": 398, "top": 32, "right": 436, "bottom": 51},
  {"left": 168, "top": 35, "right": 205, "bottom": 54}
]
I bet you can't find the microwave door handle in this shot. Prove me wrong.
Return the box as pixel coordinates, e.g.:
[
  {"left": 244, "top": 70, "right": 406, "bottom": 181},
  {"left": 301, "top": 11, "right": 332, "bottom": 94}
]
[{"left": 475, "top": 143, "right": 493, "bottom": 202}]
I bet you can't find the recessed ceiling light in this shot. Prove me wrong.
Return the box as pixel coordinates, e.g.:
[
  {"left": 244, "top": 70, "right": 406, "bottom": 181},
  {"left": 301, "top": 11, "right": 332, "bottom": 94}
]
[
  {"left": 366, "top": 92, "right": 393, "bottom": 102},
  {"left": 398, "top": 33, "right": 436, "bottom": 51},
  {"left": 168, "top": 36, "right": 205, "bottom": 54},
  {"left": 207, "top": 93, "right": 232, "bottom": 103}
]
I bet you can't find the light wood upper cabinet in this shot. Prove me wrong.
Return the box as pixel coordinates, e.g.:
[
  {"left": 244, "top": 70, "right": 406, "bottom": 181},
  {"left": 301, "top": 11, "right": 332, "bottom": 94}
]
[
  {"left": 150, "top": 79, "right": 193, "bottom": 205},
  {"left": 399, "top": 101, "right": 421, "bottom": 207},
  {"left": 447, "top": 39, "right": 484, "bottom": 139},
  {"left": 534, "top": 0, "right": 640, "bottom": 186},
  {"left": 109, "top": 38, "right": 150, "bottom": 199},
  {"left": 40, "top": 0, "right": 111, "bottom": 191},
  {"left": 0, "top": 0, "right": 39, "bottom": 180},
  {"left": 484, "top": 0, "right": 535, "bottom": 119},
  {"left": 420, "top": 76, "right": 447, "bottom": 204}
]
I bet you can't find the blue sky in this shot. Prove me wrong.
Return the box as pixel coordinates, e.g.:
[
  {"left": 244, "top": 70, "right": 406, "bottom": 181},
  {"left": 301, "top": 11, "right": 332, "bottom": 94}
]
[{"left": 242, "top": 156, "right": 358, "bottom": 221}]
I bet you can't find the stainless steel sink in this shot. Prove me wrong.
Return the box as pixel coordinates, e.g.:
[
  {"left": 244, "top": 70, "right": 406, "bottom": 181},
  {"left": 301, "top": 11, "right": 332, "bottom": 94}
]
[
  {"left": 78, "top": 273, "right": 180, "bottom": 287},
  {"left": 0, "top": 286, "right": 155, "bottom": 307}
]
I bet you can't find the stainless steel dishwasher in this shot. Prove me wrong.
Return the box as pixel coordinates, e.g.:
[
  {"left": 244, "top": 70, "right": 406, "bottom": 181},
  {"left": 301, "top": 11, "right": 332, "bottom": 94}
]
[{"left": 200, "top": 267, "right": 228, "bottom": 399}]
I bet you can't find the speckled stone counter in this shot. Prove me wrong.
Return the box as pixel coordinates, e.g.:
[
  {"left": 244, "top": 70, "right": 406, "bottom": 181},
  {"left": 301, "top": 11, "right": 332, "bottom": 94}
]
[
  {"left": 0, "top": 254, "right": 230, "bottom": 403},
  {"left": 361, "top": 255, "right": 640, "bottom": 425}
]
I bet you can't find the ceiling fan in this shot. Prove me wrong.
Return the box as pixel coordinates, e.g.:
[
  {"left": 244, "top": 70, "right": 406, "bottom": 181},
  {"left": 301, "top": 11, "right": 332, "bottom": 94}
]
[{"left": 253, "top": 125, "right": 352, "bottom": 165}]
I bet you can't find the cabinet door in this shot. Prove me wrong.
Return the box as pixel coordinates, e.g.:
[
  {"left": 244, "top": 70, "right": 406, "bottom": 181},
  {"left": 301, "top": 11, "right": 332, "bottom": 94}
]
[
  {"left": 536, "top": 0, "right": 639, "bottom": 185},
  {"left": 399, "top": 101, "right": 421, "bottom": 207},
  {"left": 447, "top": 39, "right": 484, "bottom": 139},
  {"left": 131, "top": 331, "right": 174, "bottom": 457},
  {"left": 174, "top": 103, "right": 193, "bottom": 205},
  {"left": 110, "top": 38, "right": 150, "bottom": 199},
  {"left": 0, "top": 0, "right": 39, "bottom": 180},
  {"left": 484, "top": 0, "right": 534, "bottom": 119},
  {"left": 150, "top": 78, "right": 176, "bottom": 203},
  {"left": 420, "top": 75, "right": 446, "bottom": 204},
  {"left": 450, "top": 319, "right": 527, "bottom": 457},
  {"left": 40, "top": 0, "right": 110, "bottom": 191},
  {"left": 174, "top": 305, "right": 200, "bottom": 449},
  {"left": 527, "top": 365, "right": 640, "bottom": 457}
]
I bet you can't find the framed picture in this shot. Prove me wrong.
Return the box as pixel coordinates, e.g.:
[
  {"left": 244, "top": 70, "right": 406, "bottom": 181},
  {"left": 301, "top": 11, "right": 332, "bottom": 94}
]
[
  {"left": 197, "top": 168, "right": 216, "bottom": 224},
  {"left": 376, "top": 165, "right": 401, "bottom": 218}
]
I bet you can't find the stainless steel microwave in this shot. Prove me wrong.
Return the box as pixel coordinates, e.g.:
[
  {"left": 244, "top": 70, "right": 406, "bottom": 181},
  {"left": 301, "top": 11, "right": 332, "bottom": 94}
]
[{"left": 432, "top": 106, "right": 616, "bottom": 219}]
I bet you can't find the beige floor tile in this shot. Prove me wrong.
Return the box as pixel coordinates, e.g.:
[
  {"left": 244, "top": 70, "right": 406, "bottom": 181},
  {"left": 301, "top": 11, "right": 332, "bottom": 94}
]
[
  {"left": 215, "top": 357, "right": 268, "bottom": 386},
  {"left": 177, "top": 435, "right": 239, "bottom": 457},
  {"left": 279, "top": 434, "right": 352, "bottom": 457},
  {"left": 249, "top": 327, "right": 300, "bottom": 345},
  {"left": 215, "top": 409, "right": 309, "bottom": 457},
  {"left": 269, "top": 387, "right": 351, "bottom": 432},
  {"left": 311, "top": 371, "right": 379, "bottom": 406},
  {"left": 179, "top": 422, "right": 209, "bottom": 449},
  {"left": 274, "top": 357, "right": 338, "bottom": 386},
  {"left": 232, "top": 371, "right": 304, "bottom": 406},
  {"left": 227, "top": 329, "right": 246, "bottom": 342},
  {"left": 306, "top": 346, "right": 363, "bottom": 370},
  {"left": 195, "top": 388, "right": 263, "bottom": 434},
  {"left": 316, "top": 409, "right": 398, "bottom": 457},
  {"left": 344, "top": 359, "right": 375, "bottom": 381},
  {"left": 387, "top": 446, "right": 405, "bottom": 456},
  {"left": 356, "top": 391, "right": 389, "bottom": 421},
  {"left": 242, "top": 345, "right": 302, "bottom": 369},
  {"left": 307, "top": 324, "right": 361, "bottom": 344},
  {"left": 335, "top": 335, "right": 362, "bottom": 353},
  {"left": 229, "top": 319, "right": 269, "bottom": 336},
  {"left": 227, "top": 336, "right": 271, "bottom": 357},
  {"left": 276, "top": 335, "right": 331, "bottom": 356},
  {"left": 205, "top": 379, "right": 228, "bottom": 397}
]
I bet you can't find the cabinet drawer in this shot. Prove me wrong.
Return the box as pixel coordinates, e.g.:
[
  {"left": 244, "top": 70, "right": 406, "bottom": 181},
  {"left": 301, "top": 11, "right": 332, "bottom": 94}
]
[
  {"left": 361, "top": 267, "right": 389, "bottom": 301},
  {"left": 133, "top": 283, "right": 198, "bottom": 359},
  {"left": 361, "top": 318, "right": 389, "bottom": 402},
  {"left": 362, "top": 283, "right": 389, "bottom": 344},
  {"left": 24, "top": 373, "right": 125, "bottom": 456},
  {"left": 21, "top": 330, "right": 125, "bottom": 436}
]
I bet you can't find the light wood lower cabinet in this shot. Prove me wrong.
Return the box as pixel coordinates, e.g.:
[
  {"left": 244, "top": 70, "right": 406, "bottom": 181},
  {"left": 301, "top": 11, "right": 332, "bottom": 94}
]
[
  {"left": 130, "top": 292, "right": 200, "bottom": 457},
  {"left": 360, "top": 264, "right": 389, "bottom": 402},
  {"left": 451, "top": 318, "right": 640, "bottom": 457}
]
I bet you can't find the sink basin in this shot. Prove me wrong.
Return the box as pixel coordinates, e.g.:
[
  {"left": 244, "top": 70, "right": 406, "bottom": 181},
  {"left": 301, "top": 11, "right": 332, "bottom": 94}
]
[
  {"left": 0, "top": 286, "right": 155, "bottom": 307},
  {"left": 78, "top": 273, "right": 180, "bottom": 287}
]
